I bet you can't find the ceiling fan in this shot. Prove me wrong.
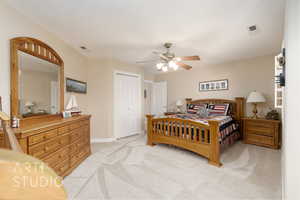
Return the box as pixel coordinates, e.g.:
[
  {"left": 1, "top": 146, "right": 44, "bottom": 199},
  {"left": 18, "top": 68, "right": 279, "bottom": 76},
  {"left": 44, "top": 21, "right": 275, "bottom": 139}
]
[{"left": 137, "top": 43, "right": 200, "bottom": 72}]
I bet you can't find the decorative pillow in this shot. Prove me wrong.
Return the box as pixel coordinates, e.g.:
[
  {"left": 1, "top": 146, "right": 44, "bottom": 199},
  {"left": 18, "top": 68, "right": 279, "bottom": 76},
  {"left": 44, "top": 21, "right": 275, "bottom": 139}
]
[
  {"left": 207, "top": 104, "right": 230, "bottom": 116},
  {"left": 197, "top": 106, "right": 209, "bottom": 118},
  {"left": 187, "top": 104, "right": 207, "bottom": 114}
]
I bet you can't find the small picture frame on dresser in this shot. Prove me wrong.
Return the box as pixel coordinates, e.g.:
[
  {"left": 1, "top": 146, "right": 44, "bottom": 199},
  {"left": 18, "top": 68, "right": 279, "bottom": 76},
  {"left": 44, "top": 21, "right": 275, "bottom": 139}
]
[{"left": 62, "top": 111, "right": 72, "bottom": 118}]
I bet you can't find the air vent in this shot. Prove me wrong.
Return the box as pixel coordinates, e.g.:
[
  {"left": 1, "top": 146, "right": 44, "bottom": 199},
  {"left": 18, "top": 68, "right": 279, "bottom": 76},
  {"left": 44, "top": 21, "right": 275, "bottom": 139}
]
[{"left": 248, "top": 25, "right": 257, "bottom": 32}]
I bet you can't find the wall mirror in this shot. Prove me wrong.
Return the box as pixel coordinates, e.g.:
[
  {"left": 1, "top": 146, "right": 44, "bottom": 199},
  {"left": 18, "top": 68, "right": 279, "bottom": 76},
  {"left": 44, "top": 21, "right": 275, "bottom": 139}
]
[{"left": 11, "top": 37, "right": 64, "bottom": 122}]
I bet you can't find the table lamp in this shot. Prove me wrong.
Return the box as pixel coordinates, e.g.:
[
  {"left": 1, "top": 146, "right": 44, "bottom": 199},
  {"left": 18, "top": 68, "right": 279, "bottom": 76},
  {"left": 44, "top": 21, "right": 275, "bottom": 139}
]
[{"left": 247, "top": 91, "right": 266, "bottom": 119}]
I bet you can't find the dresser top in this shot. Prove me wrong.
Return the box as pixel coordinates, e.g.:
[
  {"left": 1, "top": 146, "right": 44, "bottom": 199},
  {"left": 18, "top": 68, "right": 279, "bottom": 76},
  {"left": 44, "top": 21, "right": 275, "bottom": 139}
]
[
  {"left": 0, "top": 115, "right": 91, "bottom": 138},
  {"left": 242, "top": 117, "right": 280, "bottom": 123}
]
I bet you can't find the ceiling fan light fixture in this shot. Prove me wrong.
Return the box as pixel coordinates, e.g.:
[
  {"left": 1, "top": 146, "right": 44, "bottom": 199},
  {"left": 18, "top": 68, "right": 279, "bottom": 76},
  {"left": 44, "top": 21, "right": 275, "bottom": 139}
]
[
  {"left": 156, "top": 63, "right": 164, "bottom": 70},
  {"left": 169, "top": 61, "right": 178, "bottom": 70},
  {"left": 173, "top": 64, "right": 179, "bottom": 70},
  {"left": 162, "top": 65, "right": 168, "bottom": 72}
]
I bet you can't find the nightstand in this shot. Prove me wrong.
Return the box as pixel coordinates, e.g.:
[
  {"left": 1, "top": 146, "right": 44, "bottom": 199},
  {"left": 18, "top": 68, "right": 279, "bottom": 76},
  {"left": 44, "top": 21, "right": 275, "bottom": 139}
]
[
  {"left": 242, "top": 118, "right": 281, "bottom": 149},
  {"left": 164, "top": 112, "right": 184, "bottom": 116}
]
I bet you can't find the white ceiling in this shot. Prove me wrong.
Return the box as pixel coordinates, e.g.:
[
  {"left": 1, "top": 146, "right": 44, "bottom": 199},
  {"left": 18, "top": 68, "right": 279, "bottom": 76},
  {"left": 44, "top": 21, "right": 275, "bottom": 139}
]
[{"left": 5, "top": 0, "right": 285, "bottom": 72}]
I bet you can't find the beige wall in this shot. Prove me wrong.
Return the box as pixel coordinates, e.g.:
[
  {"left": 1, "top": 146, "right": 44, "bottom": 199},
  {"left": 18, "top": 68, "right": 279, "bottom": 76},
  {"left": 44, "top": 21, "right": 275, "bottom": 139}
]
[
  {"left": 87, "top": 59, "right": 145, "bottom": 140},
  {"left": 144, "top": 73, "right": 155, "bottom": 81},
  {"left": 0, "top": 1, "right": 89, "bottom": 115},
  {"left": 155, "top": 55, "right": 276, "bottom": 117}
]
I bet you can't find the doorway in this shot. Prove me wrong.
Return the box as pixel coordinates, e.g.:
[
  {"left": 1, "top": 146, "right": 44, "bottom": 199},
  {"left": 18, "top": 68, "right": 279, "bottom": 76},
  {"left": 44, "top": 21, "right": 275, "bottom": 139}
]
[
  {"left": 151, "top": 81, "right": 167, "bottom": 116},
  {"left": 114, "top": 71, "right": 142, "bottom": 139}
]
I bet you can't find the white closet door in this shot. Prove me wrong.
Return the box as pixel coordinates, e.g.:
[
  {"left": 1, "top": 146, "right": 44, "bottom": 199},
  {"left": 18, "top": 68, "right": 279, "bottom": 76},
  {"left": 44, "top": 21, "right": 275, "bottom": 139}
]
[
  {"left": 115, "top": 72, "right": 141, "bottom": 138},
  {"left": 151, "top": 81, "right": 167, "bottom": 116}
]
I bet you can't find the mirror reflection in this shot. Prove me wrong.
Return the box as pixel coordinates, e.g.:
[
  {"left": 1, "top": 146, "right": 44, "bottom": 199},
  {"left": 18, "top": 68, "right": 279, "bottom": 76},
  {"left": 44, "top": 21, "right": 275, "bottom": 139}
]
[{"left": 18, "top": 51, "right": 60, "bottom": 118}]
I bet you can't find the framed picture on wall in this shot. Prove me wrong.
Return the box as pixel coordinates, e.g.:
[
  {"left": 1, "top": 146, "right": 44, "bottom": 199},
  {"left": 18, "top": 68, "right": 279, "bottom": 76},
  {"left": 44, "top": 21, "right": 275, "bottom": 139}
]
[
  {"left": 66, "top": 78, "right": 87, "bottom": 94},
  {"left": 199, "top": 79, "right": 229, "bottom": 92}
]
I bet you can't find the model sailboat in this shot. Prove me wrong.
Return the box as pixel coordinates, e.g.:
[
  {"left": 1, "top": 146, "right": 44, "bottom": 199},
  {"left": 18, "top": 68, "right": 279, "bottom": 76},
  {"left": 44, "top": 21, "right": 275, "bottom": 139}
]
[{"left": 66, "top": 95, "right": 81, "bottom": 115}]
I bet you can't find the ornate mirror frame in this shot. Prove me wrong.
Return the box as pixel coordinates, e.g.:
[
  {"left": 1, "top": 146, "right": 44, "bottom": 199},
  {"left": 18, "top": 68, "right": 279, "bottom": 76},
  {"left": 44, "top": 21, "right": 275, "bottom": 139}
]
[{"left": 10, "top": 37, "right": 64, "bottom": 123}]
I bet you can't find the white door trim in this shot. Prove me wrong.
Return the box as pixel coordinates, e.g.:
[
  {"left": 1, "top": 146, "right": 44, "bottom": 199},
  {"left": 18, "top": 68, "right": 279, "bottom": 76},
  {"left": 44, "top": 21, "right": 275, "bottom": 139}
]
[{"left": 113, "top": 70, "right": 142, "bottom": 139}]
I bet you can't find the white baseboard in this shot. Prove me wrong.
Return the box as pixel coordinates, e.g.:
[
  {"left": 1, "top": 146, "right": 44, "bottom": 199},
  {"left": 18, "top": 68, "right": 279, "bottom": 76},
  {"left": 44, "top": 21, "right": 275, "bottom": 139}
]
[
  {"left": 91, "top": 138, "right": 116, "bottom": 143},
  {"left": 91, "top": 131, "right": 145, "bottom": 143}
]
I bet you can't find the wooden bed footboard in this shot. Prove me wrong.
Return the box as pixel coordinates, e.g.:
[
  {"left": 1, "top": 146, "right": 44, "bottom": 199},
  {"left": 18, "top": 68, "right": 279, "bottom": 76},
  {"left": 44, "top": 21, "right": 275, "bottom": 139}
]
[{"left": 146, "top": 115, "right": 222, "bottom": 167}]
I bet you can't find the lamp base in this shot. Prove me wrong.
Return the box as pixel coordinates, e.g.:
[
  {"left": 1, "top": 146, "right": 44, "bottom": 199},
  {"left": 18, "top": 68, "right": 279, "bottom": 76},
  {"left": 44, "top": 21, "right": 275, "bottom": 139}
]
[{"left": 251, "top": 103, "right": 259, "bottom": 119}]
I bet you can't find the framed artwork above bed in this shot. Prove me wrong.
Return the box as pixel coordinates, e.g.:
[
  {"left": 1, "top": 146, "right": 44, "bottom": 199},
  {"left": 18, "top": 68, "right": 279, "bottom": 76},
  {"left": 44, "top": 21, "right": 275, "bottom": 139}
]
[{"left": 199, "top": 79, "right": 228, "bottom": 92}]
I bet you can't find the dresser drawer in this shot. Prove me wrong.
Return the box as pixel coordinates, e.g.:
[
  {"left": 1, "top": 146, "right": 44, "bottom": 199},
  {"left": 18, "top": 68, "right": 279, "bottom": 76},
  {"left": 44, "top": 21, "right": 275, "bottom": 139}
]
[
  {"left": 246, "top": 134, "right": 274, "bottom": 146},
  {"left": 28, "top": 129, "right": 59, "bottom": 146},
  {"left": 58, "top": 125, "right": 70, "bottom": 135},
  {"left": 70, "top": 137, "right": 89, "bottom": 155},
  {"left": 53, "top": 158, "right": 70, "bottom": 176},
  {"left": 70, "top": 129, "right": 81, "bottom": 143},
  {"left": 70, "top": 123, "right": 81, "bottom": 130},
  {"left": 70, "top": 146, "right": 90, "bottom": 166},
  {"left": 246, "top": 127, "right": 274, "bottom": 137},
  {"left": 0, "top": 136, "right": 4, "bottom": 148},
  {"left": 70, "top": 127, "right": 86, "bottom": 143},
  {"left": 245, "top": 121, "right": 274, "bottom": 129},
  {"left": 29, "top": 134, "right": 70, "bottom": 159},
  {"left": 43, "top": 146, "right": 70, "bottom": 168},
  {"left": 83, "top": 125, "right": 89, "bottom": 133},
  {"left": 83, "top": 120, "right": 90, "bottom": 126}
]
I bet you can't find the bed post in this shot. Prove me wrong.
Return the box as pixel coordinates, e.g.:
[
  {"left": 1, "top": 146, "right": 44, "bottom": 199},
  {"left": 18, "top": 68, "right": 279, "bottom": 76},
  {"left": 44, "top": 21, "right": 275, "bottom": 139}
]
[
  {"left": 235, "top": 97, "right": 245, "bottom": 137},
  {"left": 185, "top": 98, "right": 192, "bottom": 105},
  {"left": 235, "top": 97, "right": 245, "bottom": 121},
  {"left": 146, "top": 115, "right": 155, "bottom": 146},
  {"left": 208, "top": 120, "right": 222, "bottom": 167},
  {"left": 185, "top": 98, "right": 192, "bottom": 111}
]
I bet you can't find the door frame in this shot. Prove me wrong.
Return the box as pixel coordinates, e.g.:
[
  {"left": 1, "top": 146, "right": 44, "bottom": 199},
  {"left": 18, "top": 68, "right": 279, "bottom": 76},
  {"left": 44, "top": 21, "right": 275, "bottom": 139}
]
[{"left": 113, "top": 70, "right": 142, "bottom": 139}]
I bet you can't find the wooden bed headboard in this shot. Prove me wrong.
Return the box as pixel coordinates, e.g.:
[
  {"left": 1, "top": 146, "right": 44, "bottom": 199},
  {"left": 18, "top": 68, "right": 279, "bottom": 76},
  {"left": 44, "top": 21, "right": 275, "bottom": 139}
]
[{"left": 185, "top": 97, "right": 245, "bottom": 121}]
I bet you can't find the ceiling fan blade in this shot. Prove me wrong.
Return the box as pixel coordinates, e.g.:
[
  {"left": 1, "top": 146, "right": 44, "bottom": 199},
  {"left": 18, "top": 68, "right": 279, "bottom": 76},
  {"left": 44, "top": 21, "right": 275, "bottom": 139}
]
[
  {"left": 159, "top": 54, "right": 169, "bottom": 61},
  {"left": 176, "top": 62, "right": 192, "bottom": 70},
  {"left": 177, "top": 56, "right": 200, "bottom": 61}
]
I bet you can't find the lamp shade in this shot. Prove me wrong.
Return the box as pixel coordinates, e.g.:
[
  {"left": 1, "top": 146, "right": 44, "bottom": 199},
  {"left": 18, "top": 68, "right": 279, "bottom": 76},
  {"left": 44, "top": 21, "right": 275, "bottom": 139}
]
[
  {"left": 247, "top": 91, "right": 266, "bottom": 103},
  {"left": 176, "top": 100, "right": 184, "bottom": 106}
]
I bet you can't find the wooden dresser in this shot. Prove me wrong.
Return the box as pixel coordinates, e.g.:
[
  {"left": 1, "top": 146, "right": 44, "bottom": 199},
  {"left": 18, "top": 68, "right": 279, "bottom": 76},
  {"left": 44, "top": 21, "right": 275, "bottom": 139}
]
[
  {"left": 0, "top": 115, "right": 91, "bottom": 178},
  {"left": 242, "top": 118, "right": 280, "bottom": 149}
]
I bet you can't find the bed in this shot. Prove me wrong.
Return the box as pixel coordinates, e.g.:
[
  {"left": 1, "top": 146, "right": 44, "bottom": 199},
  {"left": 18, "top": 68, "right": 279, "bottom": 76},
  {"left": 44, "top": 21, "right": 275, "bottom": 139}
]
[{"left": 146, "top": 97, "right": 245, "bottom": 167}]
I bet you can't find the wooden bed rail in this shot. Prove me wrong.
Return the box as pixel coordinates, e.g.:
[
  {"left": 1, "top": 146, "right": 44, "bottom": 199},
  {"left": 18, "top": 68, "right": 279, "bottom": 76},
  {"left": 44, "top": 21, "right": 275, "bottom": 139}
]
[
  {"left": 146, "top": 115, "right": 221, "bottom": 167},
  {"left": 0, "top": 111, "right": 23, "bottom": 153}
]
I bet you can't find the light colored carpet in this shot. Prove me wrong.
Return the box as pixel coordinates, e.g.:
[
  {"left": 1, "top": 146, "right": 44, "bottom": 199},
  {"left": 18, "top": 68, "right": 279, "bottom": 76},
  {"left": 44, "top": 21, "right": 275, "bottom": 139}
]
[{"left": 63, "top": 134, "right": 281, "bottom": 200}]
